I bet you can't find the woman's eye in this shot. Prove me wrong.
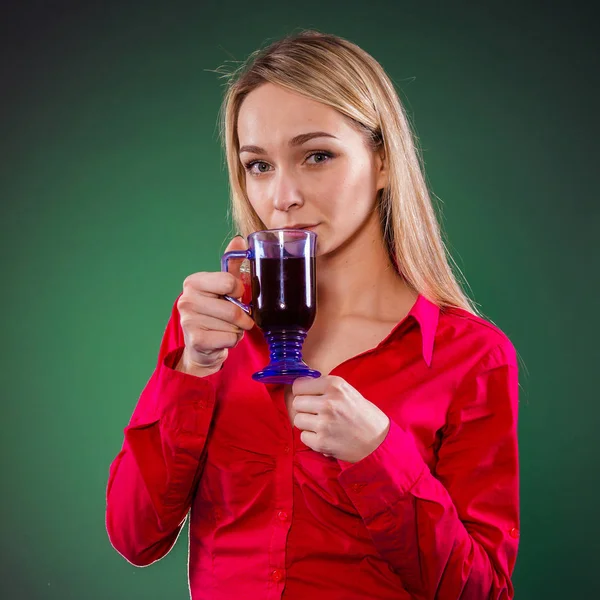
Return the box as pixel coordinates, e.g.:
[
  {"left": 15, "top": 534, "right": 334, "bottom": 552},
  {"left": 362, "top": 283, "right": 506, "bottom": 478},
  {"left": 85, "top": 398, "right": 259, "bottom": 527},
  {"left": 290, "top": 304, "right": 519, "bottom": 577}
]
[
  {"left": 306, "top": 152, "right": 333, "bottom": 165},
  {"left": 244, "top": 161, "right": 271, "bottom": 175}
]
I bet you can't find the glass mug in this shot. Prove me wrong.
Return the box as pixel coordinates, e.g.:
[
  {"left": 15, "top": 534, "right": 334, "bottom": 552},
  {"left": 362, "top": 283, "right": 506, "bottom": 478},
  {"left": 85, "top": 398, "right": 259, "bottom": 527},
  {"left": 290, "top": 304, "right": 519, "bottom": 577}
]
[{"left": 220, "top": 229, "right": 321, "bottom": 384}]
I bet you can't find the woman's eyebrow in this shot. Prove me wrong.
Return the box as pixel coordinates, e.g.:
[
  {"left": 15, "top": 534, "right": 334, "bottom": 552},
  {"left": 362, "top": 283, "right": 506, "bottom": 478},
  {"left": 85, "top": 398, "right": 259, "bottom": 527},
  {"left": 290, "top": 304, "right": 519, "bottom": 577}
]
[
  {"left": 239, "top": 131, "right": 338, "bottom": 155},
  {"left": 289, "top": 131, "right": 337, "bottom": 147}
]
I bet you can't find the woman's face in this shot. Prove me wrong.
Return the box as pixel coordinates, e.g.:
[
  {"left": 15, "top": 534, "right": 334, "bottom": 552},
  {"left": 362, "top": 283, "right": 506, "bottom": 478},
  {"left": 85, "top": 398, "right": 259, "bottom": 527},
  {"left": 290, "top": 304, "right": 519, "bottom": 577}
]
[{"left": 236, "top": 83, "right": 387, "bottom": 256}]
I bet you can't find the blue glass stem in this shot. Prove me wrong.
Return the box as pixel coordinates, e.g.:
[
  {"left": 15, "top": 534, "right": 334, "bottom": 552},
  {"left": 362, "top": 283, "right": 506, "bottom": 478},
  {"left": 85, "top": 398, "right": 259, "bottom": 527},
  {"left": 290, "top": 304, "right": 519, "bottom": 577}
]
[
  {"left": 266, "top": 328, "right": 307, "bottom": 365},
  {"left": 252, "top": 327, "right": 321, "bottom": 384}
]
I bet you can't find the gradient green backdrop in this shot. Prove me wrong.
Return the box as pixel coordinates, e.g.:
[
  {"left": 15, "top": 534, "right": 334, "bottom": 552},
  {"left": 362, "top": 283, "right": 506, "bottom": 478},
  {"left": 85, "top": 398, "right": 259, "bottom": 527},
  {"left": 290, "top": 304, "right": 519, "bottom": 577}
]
[{"left": 2, "top": 1, "right": 598, "bottom": 598}]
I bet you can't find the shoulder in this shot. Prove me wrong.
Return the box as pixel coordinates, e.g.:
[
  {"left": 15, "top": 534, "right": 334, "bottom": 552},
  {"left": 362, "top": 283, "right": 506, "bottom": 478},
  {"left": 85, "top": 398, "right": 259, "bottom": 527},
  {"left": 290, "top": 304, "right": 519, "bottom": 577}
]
[{"left": 437, "top": 304, "right": 518, "bottom": 370}]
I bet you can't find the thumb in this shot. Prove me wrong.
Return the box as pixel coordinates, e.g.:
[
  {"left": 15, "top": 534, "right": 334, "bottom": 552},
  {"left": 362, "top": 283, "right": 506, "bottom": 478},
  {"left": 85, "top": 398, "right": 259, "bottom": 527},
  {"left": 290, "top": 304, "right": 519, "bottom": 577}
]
[{"left": 223, "top": 235, "right": 249, "bottom": 291}]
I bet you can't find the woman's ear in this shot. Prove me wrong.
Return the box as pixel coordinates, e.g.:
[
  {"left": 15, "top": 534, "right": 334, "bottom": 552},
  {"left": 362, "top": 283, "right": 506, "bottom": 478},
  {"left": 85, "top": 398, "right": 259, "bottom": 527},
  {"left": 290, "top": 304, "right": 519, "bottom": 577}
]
[{"left": 375, "top": 146, "right": 388, "bottom": 192}]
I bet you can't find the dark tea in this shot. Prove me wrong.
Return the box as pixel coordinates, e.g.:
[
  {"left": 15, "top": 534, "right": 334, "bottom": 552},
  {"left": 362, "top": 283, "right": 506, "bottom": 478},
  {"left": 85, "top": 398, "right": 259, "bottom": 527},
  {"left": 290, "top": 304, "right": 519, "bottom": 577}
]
[
  {"left": 250, "top": 256, "right": 317, "bottom": 330},
  {"left": 221, "top": 228, "right": 320, "bottom": 382}
]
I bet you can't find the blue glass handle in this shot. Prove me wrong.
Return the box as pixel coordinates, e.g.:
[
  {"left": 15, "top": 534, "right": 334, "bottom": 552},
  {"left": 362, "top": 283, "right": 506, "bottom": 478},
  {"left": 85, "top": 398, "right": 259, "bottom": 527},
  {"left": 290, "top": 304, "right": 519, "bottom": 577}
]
[{"left": 221, "top": 250, "right": 252, "bottom": 316}]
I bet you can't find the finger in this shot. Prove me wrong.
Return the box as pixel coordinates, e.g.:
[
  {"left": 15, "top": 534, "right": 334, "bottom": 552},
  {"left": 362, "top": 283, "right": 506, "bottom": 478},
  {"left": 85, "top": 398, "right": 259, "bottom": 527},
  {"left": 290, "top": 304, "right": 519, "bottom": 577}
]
[
  {"left": 186, "top": 295, "right": 254, "bottom": 330},
  {"left": 293, "top": 412, "right": 319, "bottom": 432},
  {"left": 223, "top": 235, "right": 249, "bottom": 281},
  {"left": 292, "top": 375, "right": 327, "bottom": 397},
  {"left": 292, "top": 395, "right": 324, "bottom": 415},
  {"left": 189, "top": 329, "right": 243, "bottom": 354},
  {"left": 191, "top": 313, "right": 244, "bottom": 335},
  {"left": 300, "top": 430, "right": 319, "bottom": 450},
  {"left": 183, "top": 271, "right": 245, "bottom": 300}
]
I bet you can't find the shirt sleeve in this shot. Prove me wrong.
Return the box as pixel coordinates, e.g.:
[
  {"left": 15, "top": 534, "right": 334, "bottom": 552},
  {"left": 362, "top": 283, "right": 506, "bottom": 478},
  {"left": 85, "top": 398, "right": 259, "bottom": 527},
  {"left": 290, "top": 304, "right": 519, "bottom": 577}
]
[
  {"left": 337, "top": 341, "right": 520, "bottom": 600},
  {"left": 105, "top": 293, "right": 220, "bottom": 566}
]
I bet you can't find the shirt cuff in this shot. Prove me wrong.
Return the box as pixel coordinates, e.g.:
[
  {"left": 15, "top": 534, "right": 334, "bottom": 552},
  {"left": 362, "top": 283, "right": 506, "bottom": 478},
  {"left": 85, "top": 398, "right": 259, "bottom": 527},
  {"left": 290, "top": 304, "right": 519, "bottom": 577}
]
[
  {"left": 127, "top": 346, "right": 220, "bottom": 432},
  {"left": 337, "top": 419, "right": 428, "bottom": 520}
]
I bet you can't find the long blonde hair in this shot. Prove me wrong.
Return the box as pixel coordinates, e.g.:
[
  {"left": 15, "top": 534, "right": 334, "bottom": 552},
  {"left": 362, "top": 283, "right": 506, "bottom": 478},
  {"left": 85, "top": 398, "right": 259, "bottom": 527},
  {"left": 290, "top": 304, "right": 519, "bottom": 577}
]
[{"left": 216, "top": 30, "right": 481, "bottom": 316}]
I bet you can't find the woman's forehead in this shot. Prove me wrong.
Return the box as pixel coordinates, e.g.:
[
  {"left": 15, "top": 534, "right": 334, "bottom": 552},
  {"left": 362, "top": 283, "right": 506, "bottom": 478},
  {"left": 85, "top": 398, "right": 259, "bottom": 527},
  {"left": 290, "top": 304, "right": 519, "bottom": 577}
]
[{"left": 237, "top": 84, "right": 355, "bottom": 149}]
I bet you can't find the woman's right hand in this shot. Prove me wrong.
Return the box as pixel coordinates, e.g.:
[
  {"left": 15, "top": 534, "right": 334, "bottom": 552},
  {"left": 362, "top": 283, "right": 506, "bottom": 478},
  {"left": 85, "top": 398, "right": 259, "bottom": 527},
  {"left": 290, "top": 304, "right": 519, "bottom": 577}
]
[{"left": 175, "top": 236, "right": 254, "bottom": 377}]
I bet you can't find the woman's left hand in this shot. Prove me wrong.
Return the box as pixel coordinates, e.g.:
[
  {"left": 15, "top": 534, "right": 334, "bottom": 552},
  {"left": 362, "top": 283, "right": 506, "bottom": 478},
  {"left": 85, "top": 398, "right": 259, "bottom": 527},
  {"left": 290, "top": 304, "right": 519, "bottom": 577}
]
[{"left": 292, "top": 375, "right": 391, "bottom": 463}]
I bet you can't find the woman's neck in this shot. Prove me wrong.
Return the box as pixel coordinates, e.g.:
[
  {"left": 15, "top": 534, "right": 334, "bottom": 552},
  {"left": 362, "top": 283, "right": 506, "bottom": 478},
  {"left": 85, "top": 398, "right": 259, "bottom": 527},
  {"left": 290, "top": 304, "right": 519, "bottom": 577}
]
[{"left": 315, "top": 216, "right": 417, "bottom": 324}]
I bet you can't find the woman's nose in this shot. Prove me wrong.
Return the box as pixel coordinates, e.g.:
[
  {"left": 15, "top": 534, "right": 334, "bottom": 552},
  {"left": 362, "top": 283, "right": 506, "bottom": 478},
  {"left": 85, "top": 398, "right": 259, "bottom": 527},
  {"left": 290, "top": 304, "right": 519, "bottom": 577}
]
[{"left": 272, "top": 171, "right": 304, "bottom": 212}]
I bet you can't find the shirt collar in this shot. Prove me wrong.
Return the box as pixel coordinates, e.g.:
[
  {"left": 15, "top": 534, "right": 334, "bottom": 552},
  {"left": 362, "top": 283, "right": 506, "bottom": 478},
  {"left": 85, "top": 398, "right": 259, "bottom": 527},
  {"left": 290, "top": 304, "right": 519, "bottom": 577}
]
[{"left": 406, "top": 293, "right": 440, "bottom": 368}]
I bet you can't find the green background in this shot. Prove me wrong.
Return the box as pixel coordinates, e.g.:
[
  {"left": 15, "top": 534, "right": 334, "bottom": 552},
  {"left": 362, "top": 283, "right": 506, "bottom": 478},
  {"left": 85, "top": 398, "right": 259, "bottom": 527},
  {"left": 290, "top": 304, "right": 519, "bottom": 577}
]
[{"left": 1, "top": 1, "right": 598, "bottom": 598}]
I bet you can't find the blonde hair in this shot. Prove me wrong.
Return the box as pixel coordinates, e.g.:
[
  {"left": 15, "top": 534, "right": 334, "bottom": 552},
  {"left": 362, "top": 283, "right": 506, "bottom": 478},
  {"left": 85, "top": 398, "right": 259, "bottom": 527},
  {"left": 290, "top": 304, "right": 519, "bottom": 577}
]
[{"left": 216, "top": 30, "right": 481, "bottom": 316}]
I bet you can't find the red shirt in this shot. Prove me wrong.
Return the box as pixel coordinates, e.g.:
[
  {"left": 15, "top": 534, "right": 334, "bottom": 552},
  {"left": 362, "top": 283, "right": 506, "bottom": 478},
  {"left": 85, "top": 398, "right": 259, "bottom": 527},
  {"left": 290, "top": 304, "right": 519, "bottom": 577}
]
[{"left": 105, "top": 286, "right": 520, "bottom": 599}]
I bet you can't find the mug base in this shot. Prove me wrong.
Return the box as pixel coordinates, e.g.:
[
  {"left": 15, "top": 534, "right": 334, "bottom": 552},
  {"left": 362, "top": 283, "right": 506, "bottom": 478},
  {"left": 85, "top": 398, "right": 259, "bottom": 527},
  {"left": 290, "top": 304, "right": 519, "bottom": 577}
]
[{"left": 252, "top": 365, "right": 321, "bottom": 384}]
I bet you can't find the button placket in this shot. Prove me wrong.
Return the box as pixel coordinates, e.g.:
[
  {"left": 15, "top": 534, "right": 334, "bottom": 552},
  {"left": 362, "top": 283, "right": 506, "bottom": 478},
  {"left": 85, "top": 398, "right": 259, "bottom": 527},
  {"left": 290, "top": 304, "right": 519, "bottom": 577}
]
[{"left": 268, "top": 413, "right": 293, "bottom": 592}]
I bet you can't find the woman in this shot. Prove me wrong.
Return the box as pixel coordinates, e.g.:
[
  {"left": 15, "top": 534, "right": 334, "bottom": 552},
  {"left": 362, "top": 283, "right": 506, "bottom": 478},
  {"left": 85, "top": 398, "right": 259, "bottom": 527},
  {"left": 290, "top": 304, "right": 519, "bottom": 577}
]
[{"left": 106, "top": 30, "right": 520, "bottom": 599}]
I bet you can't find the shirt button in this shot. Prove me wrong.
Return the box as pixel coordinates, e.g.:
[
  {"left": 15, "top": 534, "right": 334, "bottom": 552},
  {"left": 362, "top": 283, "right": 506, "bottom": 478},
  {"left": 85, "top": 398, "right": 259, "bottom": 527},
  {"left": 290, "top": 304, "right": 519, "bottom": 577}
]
[
  {"left": 283, "top": 445, "right": 290, "bottom": 454},
  {"left": 509, "top": 527, "right": 520, "bottom": 539},
  {"left": 271, "top": 569, "right": 284, "bottom": 582},
  {"left": 351, "top": 483, "right": 364, "bottom": 493},
  {"left": 277, "top": 510, "right": 288, "bottom": 521}
]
